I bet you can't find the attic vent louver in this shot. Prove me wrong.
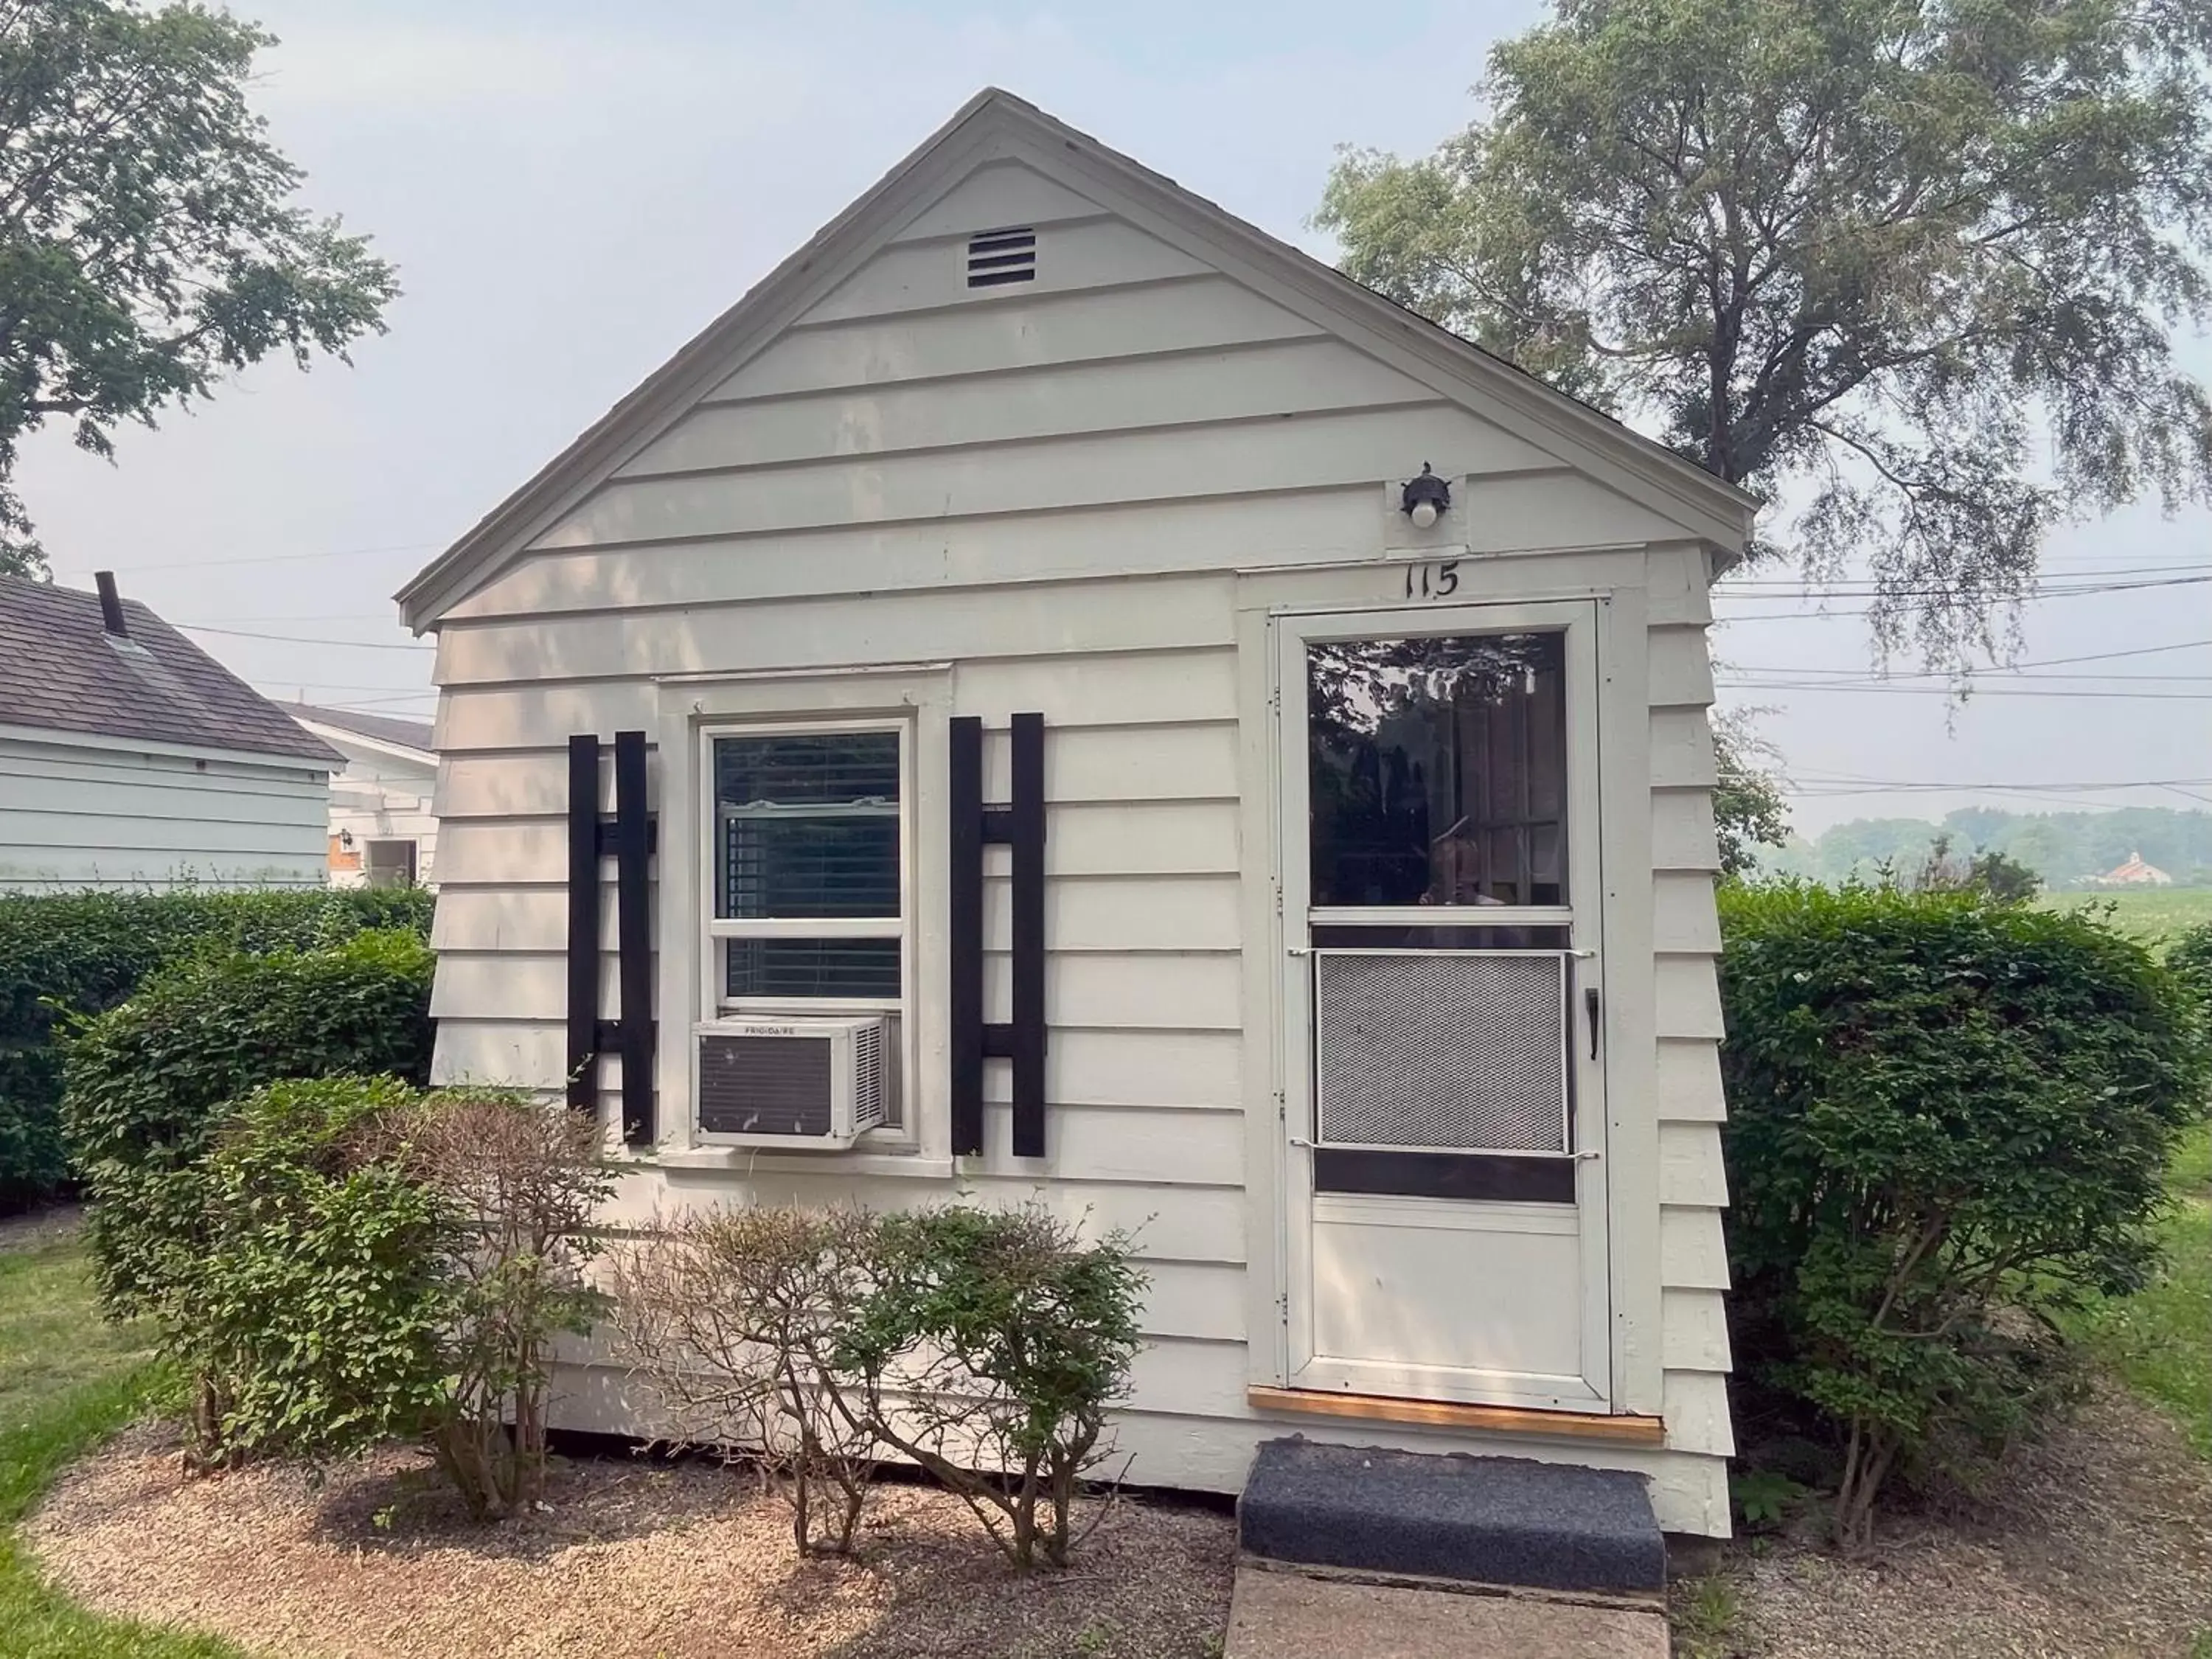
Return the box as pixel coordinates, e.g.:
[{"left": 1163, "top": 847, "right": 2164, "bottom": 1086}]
[{"left": 966, "top": 227, "right": 1036, "bottom": 288}]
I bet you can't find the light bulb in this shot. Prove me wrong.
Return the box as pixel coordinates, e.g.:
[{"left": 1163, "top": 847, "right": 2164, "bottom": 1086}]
[{"left": 1408, "top": 499, "right": 1439, "bottom": 530}]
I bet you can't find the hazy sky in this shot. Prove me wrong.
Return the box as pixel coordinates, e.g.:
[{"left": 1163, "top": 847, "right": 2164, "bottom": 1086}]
[{"left": 15, "top": 1, "right": 2209, "bottom": 835}]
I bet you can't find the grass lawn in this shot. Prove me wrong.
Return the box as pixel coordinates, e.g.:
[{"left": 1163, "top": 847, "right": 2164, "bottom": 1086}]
[
  {"left": 2065, "top": 1121, "right": 2212, "bottom": 1461},
  {"left": 0, "top": 1225, "right": 242, "bottom": 1658},
  {"left": 2040, "top": 884, "right": 2212, "bottom": 945}
]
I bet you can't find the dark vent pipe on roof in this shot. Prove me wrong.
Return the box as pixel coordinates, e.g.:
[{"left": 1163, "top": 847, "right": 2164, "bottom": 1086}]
[{"left": 93, "top": 571, "right": 128, "bottom": 638}]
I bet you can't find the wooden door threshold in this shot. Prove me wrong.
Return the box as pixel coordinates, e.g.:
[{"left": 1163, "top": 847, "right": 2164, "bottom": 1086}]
[{"left": 1247, "top": 1385, "right": 1666, "bottom": 1446}]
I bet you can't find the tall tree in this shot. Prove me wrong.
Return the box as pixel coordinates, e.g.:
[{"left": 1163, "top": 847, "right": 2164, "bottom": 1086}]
[
  {"left": 1712, "top": 708, "right": 1791, "bottom": 876},
  {"left": 0, "top": 1, "right": 397, "bottom": 577},
  {"left": 1318, "top": 0, "right": 2212, "bottom": 658}
]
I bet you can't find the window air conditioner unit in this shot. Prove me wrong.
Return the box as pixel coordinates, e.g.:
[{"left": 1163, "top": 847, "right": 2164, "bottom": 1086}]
[{"left": 695, "top": 1017, "right": 888, "bottom": 1150}]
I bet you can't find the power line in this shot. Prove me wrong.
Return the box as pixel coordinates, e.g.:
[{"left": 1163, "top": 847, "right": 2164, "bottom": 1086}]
[
  {"left": 179, "top": 622, "right": 434, "bottom": 652},
  {"left": 1713, "top": 572, "right": 2212, "bottom": 619},
  {"left": 1720, "top": 681, "right": 2212, "bottom": 700},
  {"left": 1724, "top": 560, "right": 2212, "bottom": 588},
  {"left": 108, "top": 538, "right": 442, "bottom": 574}
]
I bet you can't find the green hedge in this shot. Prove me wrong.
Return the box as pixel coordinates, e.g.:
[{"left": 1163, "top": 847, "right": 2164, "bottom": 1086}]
[
  {"left": 63, "top": 928, "right": 437, "bottom": 1318},
  {"left": 1719, "top": 883, "right": 2209, "bottom": 1545},
  {"left": 0, "top": 887, "right": 434, "bottom": 1209}
]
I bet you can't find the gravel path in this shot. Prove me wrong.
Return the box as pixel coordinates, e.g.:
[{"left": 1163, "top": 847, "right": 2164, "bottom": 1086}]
[
  {"left": 1728, "top": 1383, "right": 2212, "bottom": 1658},
  {"left": 26, "top": 1425, "right": 1235, "bottom": 1659}
]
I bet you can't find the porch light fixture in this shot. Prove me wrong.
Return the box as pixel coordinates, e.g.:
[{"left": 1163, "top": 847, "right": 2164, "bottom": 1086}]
[
  {"left": 1400, "top": 464, "right": 1450, "bottom": 529},
  {"left": 338, "top": 828, "right": 355, "bottom": 850}
]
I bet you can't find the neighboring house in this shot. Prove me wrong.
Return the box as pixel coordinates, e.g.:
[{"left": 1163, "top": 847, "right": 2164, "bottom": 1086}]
[
  {"left": 0, "top": 571, "right": 338, "bottom": 892},
  {"left": 395, "top": 91, "right": 1752, "bottom": 1539},
  {"left": 289, "top": 704, "right": 439, "bottom": 888},
  {"left": 2093, "top": 850, "right": 2172, "bottom": 888}
]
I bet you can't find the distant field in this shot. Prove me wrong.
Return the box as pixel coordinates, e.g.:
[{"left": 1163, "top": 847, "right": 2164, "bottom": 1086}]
[{"left": 2041, "top": 886, "right": 2212, "bottom": 945}]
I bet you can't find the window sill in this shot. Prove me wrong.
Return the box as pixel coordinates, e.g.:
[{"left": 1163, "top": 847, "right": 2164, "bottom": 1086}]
[{"left": 644, "top": 1146, "right": 957, "bottom": 1180}]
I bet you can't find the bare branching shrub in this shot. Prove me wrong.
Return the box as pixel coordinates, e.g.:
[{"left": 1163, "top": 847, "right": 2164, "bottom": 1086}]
[
  {"left": 839, "top": 1206, "right": 1146, "bottom": 1571},
  {"left": 607, "top": 1206, "right": 882, "bottom": 1556},
  {"left": 384, "top": 1090, "right": 613, "bottom": 1519}
]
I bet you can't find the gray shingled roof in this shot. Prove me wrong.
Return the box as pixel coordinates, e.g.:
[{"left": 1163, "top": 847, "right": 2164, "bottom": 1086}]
[
  {"left": 291, "top": 703, "right": 434, "bottom": 755},
  {"left": 0, "top": 575, "right": 341, "bottom": 765}
]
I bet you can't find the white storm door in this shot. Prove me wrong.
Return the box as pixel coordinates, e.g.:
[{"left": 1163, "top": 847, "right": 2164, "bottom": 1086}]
[{"left": 1277, "top": 602, "right": 1612, "bottom": 1411}]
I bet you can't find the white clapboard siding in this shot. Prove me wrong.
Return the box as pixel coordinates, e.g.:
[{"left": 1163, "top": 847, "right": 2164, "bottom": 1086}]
[
  {"left": 436, "top": 800, "right": 1237, "bottom": 888},
  {"left": 602, "top": 1168, "right": 1251, "bottom": 1265},
  {"left": 434, "top": 684, "right": 664, "bottom": 755},
  {"left": 631, "top": 338, "right": 1431, "bottom": 477},
  {"left": 981, "top": 951, "right": 1242, "bottom": 1033},
  {"left": 540, "top": 1358, "right": 1728, "bottom": 1534},
  {"left": 437, "top": 575, "right": 1237, "bottom": 686},
  {"left": 886, "top": 161, "right": 1109, "bottom": 244},
  {"left": 1659, "top": 1208, "right": 1731, "bottom": 1291},
  {"left": 801, "top": 218, "right": 1213, "bottom": 326},
  {"left": 1660, "top": 1288, "right": 1733, "bottom": 1374},
  {"left": 714, "top": 274, "right": 1321, "bottom": 403},
  {"left": 434, "top": 1010, "right": 1241, "bottom": 1114},
  {"left": 1658, "top": 1122, "right": 1730, "bottom": 1210},
  {"left": 445, "top": 471, "right": 1689, "bottom": 622},
  {"left": 529, "top": 406, "right": 1551, "bottom": 553},
  {"left": 431, "top": 872, "right": 1239, "bottom": 957},
  {"left": 434, "top": 712, "right": 1237, "bottom": 822},
  {"left": 0, "top": 771, "right": 328, "bottom": 828},
  {"left": 1649, "top": 707, "right": 1718, "bottom": 789},
  {"left": 956, "top": 650, "right": 1239, "bottom": 727},
  {"left": 1663, "top": 1371, "right": 1736, "bottom": 1458},
  {"left": 1655, "top": 1038, "right": 1726, "bottom": 1124},
  {"left": 0, "top": 737, "right": 329, "bottom": 893},
  {"left": 431, "top": 947, "right": 1242, "bottom": 1040},
  {"left": 1653, "top": 870, "right": 1722, "bottom": 955},
  {"left": 1654, "top": 954, "right": 1725, "bottom": 1040},
  {"left": 1646, "top": 624, "right": 1717, "bottom": 709},
  {"left": 1652, "top": 788, "right": 1722, "bottom": 873}
]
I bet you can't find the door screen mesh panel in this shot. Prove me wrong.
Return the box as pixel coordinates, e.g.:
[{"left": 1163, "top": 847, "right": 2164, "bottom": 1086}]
[{"left": 1315, "top": 951, "right": 1568, "bottom": 1153}]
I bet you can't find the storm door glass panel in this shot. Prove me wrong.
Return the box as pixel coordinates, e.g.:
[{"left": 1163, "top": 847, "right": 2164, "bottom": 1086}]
[
  {"left": 714, "top": 731, "right": 901, "bottom": 998},
  {"left": 1307, "top": 633, "right": 1568, "bottom": 908}
]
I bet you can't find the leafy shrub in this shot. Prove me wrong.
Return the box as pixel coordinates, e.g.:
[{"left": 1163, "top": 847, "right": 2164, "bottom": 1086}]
[
  {"left": 2168, "top": 922, "right": 2212, "bottom": 1021},
  {"left": 843, "top": 1206, "right": 1147, "bottom": 1571},
  {"left": 385, "top": 1090, "right": 613, "bottom": 1517},
  {"left": 174, "top": 1075, "right": 450, "bottom": 1462},
  {"left": 163, "top": 1080, "right": 610, "bottom": 1514},
  {"left": 1719, "top": 883, "right": 2209, "bottom": 1548},
  {"left": 0, "top": 886, "right": 434, "bottom": 1210},
  {"left": 609, "top": 1206, "right": 883, "bottom": 1556},
  {"left": 63, "top": 928, "right": 436, "bottom": 1320},
  {"left": 611, "top": 1204, "right": 1147, "bottom": 1569}
]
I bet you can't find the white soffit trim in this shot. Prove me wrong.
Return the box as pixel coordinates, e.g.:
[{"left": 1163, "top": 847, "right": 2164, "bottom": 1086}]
[{"left": 394, "top": 88, "right": 1759, "bottom": 630}]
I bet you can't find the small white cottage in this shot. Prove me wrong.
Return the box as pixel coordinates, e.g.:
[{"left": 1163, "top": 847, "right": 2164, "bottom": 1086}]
[
  {"left": 0, "top": 572, "right": 338, "bottom": 891},
  {"left": 397, "top": 90, "right": 1750, "bottom": 1539},
  {"left": 288, "top": 704, "right": 439, "bottom": 888}
]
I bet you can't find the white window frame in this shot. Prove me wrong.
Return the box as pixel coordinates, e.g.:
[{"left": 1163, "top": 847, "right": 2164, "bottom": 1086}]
[
  {"left": 703, "top": 716, "right": 912, "bottom": 1020},
  {"left": 653, "top": 666, "right": 954, "bottom": 1172}
]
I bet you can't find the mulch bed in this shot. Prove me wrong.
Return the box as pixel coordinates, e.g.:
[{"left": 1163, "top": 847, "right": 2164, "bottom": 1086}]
[
  {"left": 25, "top": 1424, "right": 1236, "bottom": 1658},
  {"left": 1692, "top": 1382, "right": 2212, "bottom": 1658}
]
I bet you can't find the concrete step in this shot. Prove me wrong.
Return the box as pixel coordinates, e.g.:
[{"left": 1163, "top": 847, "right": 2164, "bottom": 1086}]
[{"left": 1237, "top": 1438, "right": 1666, "bottom": 1596}]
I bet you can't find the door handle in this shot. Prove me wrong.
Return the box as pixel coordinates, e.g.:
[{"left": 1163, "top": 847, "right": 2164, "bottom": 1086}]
[{"left": 1584, "top": 987, "right": 1601, "bottom": 1060}]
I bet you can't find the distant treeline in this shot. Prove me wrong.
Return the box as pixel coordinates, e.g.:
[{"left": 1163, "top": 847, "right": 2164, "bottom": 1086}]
[{"left": 1761, "top": 807, "right": 2212, "bottom": 889}]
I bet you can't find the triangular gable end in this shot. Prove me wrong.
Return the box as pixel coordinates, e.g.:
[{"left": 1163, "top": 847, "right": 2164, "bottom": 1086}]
[{"left": 396, "top": 88, "right": 1757, "bottom": 629}]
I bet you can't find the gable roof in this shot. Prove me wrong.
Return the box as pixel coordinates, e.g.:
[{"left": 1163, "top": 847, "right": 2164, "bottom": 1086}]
[
  {"left": 290, "top": 703, "right": 435, "bottom": 757},
  {"left": 397, "top": 88, "right": 1760, "bottom": 629},
  {"left": 0, "top": 575, "right": 341, "bottom": 765}
]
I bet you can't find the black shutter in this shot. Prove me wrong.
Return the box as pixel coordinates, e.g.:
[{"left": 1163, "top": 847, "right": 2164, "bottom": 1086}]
[
  {"left": 566, "top": 731, "right": 656, "bottom": 1141},
  {"left": 950, "top": 714, "right": 1048, "bottom": 1158}
]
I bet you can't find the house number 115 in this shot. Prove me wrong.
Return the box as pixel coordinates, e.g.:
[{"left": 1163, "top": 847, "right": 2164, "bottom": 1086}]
[{"left": 1403, "top": 560, "right": 1461, "bottom": 599}]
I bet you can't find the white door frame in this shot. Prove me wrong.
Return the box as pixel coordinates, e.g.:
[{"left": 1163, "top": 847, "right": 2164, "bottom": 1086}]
[{"left": 1273, "top": 598, "right": 1613, "bottom": 1411}]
